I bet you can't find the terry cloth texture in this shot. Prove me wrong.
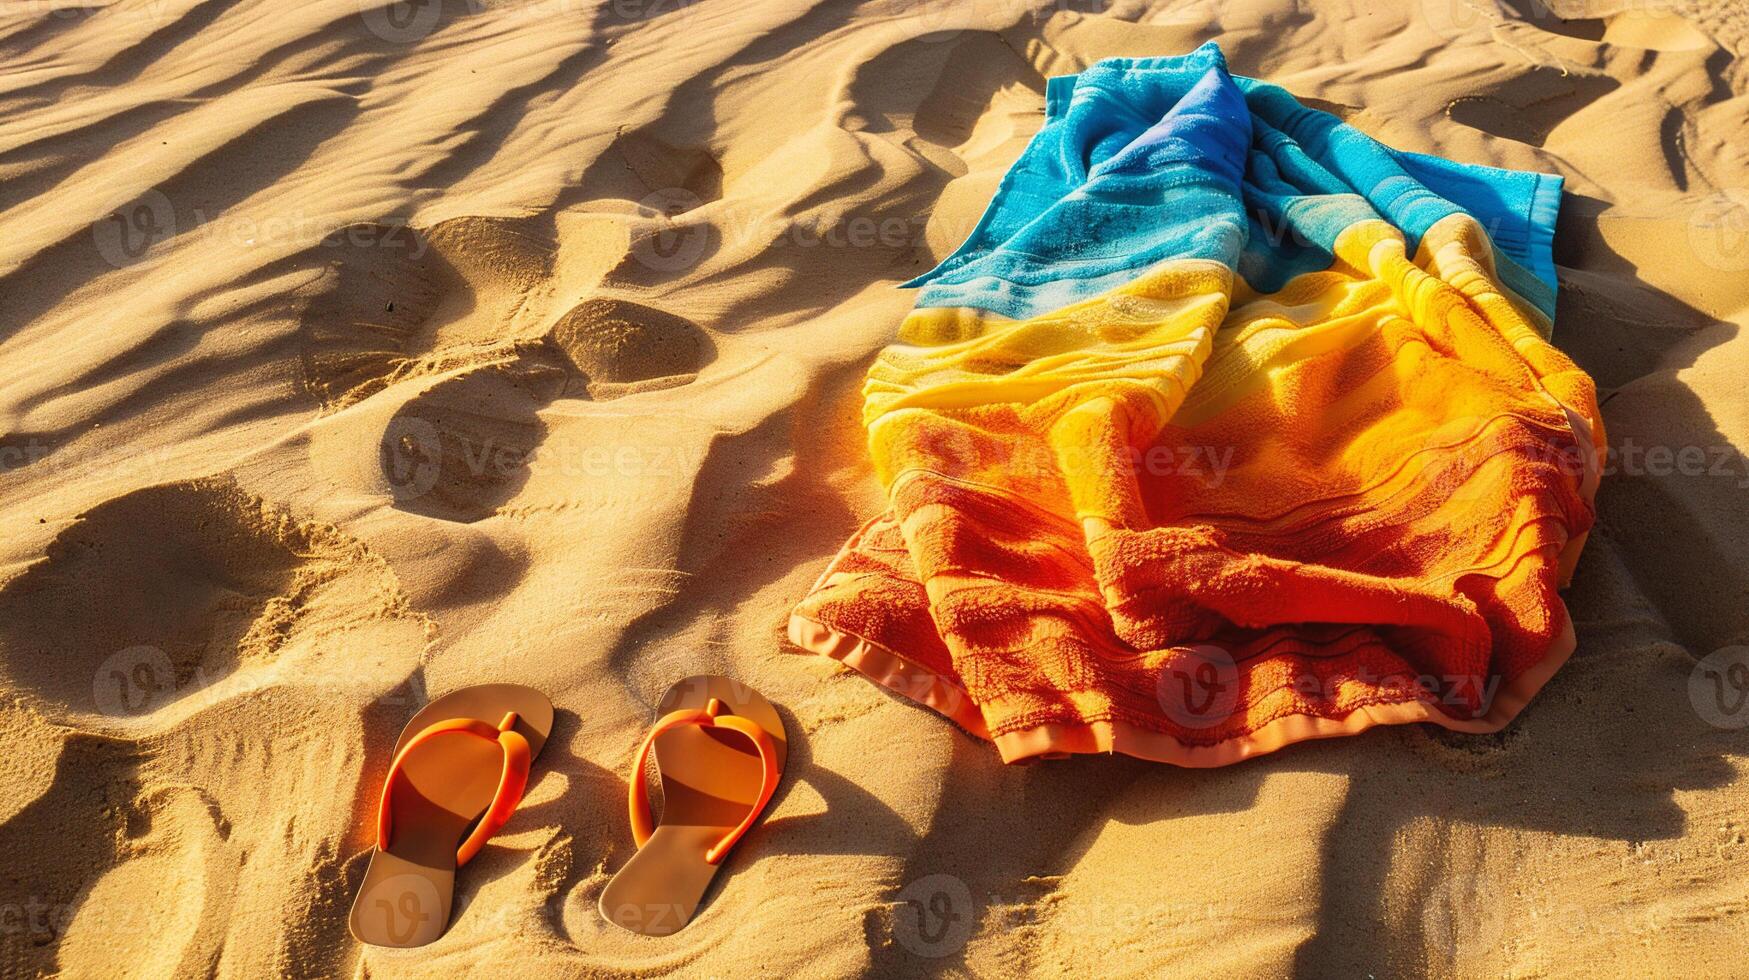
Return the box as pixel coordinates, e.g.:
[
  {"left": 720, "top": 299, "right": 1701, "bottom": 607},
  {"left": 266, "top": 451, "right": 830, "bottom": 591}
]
[{"left": 789, "top": 42, "right": 1601, "bottom": 765}]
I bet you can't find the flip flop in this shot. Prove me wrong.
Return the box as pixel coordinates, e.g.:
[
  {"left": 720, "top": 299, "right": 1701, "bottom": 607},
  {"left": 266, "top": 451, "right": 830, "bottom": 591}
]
[
  {"left": 349, "top": 684, "right": 554, "bottom": 948},
  {"left": 599, "top": 675, "right": 787, "bottom": 936}
]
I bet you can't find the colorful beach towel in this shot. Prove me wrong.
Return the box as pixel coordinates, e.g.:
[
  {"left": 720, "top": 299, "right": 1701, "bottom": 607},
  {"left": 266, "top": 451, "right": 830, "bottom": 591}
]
[{"left": 788, "top": 42, "right": 1602, "bottom": 765}]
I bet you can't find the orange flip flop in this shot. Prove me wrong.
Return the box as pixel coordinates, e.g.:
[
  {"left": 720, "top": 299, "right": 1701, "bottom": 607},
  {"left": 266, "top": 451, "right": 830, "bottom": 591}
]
[
  {"left": 349, "top": 684, "right": 554, "bottom": 947},
  {"left": 599, "top": 675, "right": 787, "bottom": 936}
]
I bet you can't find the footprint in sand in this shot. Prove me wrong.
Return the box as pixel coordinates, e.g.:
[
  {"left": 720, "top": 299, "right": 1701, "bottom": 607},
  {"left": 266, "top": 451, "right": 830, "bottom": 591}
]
[
  {"left": 547, "top": 297, "right": 712, "bottom": 398},
  {"left": 0, "top": 650, "right": 425, "bottom": 977},
  {"left": 382, "top": 357, "right": 568, "bottom": 523},
  {"left": 578, "top": 127, "right": 725, "bottom": 210},
  {"left": 0, "top": 726, "right": 226, "bottom": 978},
  {"left": 294, "top": 222, "right": 451, "bottom": 410},
  {"left": 294, "top": 215, "right": 553, "bottom": 411},
  {"left": 376, "top": 299, "right": 712, "bottom": 522},
  {"left": 0, "top": 479, "right": 427, "bottom": 976},
  {"left": 1443, "top": 73, "right": 1619, "bottom": 149},
  {"left": 295, "top": 207, "right": 716, "bottom": 522},
  {"left": 0, "top": 477, "right": 424, "bottom": 722}
]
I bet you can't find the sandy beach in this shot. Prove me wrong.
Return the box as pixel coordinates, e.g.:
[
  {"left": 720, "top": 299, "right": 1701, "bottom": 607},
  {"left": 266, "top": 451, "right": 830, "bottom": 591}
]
[{"left": 1, "top": 0, "right": 1747, "bottom": 975}]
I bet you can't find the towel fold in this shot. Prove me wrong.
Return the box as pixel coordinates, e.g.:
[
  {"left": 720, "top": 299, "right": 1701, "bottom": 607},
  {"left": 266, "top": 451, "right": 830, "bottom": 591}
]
[{"left": 789, "top": 42, "right": 1602, "bottom": 765}]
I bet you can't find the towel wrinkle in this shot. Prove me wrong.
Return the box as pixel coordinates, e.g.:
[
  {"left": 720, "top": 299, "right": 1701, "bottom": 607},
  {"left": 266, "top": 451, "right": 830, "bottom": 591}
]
[{"left": 791, "top": 43, "right": 1600, "bottom": 765}]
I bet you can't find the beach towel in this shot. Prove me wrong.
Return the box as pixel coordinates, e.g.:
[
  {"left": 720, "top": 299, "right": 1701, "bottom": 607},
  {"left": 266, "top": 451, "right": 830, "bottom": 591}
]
[{"left": 788, "top": 42, "right": 1602, "bottom": 765}]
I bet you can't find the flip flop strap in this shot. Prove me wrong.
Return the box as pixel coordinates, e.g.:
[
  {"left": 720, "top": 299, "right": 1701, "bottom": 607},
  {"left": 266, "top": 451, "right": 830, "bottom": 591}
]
[
  {"left": 376, "top": 712, "right": 532, "bottom": 868},
  {"left": 628, "top": 699, "right": 781, "bottom": 866}
]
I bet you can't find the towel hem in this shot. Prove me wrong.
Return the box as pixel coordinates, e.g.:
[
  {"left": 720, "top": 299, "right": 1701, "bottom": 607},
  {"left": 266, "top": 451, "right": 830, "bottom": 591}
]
[{"left": 786, "top": 611, "right": 1577, "bottom": 767}]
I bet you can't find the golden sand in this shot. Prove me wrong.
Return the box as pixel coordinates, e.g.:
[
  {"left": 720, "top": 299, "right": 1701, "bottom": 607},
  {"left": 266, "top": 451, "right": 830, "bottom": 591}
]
[{"left": 1, "top": 0, "right": 1746, "bottom": 975}]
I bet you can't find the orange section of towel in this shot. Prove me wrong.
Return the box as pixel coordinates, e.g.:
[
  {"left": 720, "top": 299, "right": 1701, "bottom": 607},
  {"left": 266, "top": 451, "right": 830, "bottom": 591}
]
[{"left": 790, "top": 215, "right": 1602, "bottom": 765}]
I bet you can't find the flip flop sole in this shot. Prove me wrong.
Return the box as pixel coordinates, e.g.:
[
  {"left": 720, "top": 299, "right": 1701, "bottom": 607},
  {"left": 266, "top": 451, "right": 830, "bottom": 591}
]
[
  {"left": 349, "top": 683, "right": 553, "bottom": 947},
  {"left": 599, "top": 675, "right": 786, "bottom": 936}
]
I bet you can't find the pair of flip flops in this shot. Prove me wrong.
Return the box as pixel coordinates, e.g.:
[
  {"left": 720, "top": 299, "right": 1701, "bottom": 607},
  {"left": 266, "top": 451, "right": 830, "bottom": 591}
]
[{"left": 348, "top": 676, "right": 786, "bottom": 947}]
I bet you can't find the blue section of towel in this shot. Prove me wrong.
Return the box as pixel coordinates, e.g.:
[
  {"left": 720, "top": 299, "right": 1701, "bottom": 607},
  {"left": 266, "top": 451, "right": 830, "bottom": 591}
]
[{"left": 905, "top": 41, "right": 1564, "bottom": 322}]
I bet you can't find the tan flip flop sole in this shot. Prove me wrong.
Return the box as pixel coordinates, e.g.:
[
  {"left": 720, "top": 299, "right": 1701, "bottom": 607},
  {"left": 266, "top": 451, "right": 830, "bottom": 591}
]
[
  {"left": 349, "top": 683, "right": 554, "bottom": 948},
  {"left": 599, "top": 675, "right": 787, "bottom": 936}
]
